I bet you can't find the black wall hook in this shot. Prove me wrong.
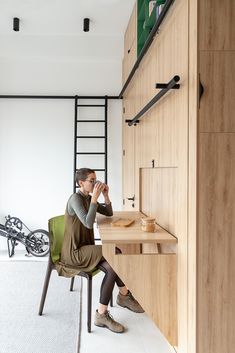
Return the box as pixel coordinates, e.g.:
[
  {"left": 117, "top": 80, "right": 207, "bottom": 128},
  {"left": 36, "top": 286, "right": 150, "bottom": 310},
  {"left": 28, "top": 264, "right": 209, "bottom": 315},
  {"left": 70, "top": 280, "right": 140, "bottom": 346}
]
[{"left": 156, "top": 75, "right": 180, "bottom": 89}]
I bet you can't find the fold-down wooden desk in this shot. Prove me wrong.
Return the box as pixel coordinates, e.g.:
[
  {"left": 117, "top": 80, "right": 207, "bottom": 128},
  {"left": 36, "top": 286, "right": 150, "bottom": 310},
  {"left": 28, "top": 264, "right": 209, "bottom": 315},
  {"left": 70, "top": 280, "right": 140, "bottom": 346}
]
[{"left": 97, "top": 211, "right": 178, "bottom": 346}]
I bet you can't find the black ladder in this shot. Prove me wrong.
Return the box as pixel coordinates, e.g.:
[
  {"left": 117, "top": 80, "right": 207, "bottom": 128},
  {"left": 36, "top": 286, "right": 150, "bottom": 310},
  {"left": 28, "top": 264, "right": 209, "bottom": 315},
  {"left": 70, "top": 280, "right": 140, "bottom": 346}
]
[{"left": 73, "top": 96, "right": 108, "bottom": 192}]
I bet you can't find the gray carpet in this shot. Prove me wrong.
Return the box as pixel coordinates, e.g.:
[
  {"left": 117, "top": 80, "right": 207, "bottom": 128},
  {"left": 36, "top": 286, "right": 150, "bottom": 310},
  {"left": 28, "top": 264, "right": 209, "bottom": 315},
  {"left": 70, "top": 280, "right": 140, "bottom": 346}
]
[{"left": 0, "top": 261, "right": 82, "bottom": 353}]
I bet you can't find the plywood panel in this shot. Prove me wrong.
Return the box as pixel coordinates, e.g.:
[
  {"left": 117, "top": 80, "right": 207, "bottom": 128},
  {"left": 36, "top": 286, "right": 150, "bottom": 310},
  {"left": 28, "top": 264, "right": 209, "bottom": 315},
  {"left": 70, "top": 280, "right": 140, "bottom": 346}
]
[
  {"left": 122, "top": 91, "right": 136, "bottom": 211},
  {"left": 199, "top": 51, "right": 235, "bottom": 132},
  {"left": 122, "top": 74, "right": 140, "bottom": 211},
  {"left": 142, "top": 243, "right": 177, "bottom": 254},
  {"left": 188, "top": 0, "right": 198, "bottom": 352},
  {"left": 140, "top": 167, "right": 178, "bottom": 237},
  {"left": 198, "top": 133, "right": 235, "bottom": 353},
  {"left": 122, "top": 3, "right": 137, "bottom": 84},
  {"left": 102, "top": 243, "right": 177, "bottom": 346},
  {"left": 199, "top": 0, "right": 235, "bottom": 50},
  {"left": 135, "top": 0, "right": 188, "bottom": 168}
]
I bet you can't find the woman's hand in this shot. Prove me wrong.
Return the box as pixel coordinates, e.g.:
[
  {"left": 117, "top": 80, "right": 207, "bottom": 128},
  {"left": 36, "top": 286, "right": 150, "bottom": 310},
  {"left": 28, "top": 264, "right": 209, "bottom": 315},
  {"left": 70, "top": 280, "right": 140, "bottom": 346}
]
[
  {"left": 91, "top": 182, "right": 105, "bottom": 203},
  {"left": 102, "top": 184, "right": 111, "bottom": 204},
  {"left": 102, "top": 183, "right": 109, "bottom": 197}
]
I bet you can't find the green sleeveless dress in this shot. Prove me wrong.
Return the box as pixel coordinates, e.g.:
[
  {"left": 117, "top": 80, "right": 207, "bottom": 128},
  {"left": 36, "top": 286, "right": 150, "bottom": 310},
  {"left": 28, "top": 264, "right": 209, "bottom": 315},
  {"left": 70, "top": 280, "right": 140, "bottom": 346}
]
[{"left": 55, "top": 190, "right": 113, "bottom": 277}]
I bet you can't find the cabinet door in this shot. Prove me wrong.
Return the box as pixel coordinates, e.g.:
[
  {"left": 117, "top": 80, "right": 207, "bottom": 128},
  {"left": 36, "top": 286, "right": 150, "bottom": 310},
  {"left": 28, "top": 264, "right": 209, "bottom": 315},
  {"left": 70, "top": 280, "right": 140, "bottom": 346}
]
[
  {"left": 199, "top": 51, "right": 235, "bottom": 132},
  {"left": 199, "top": 0, "right": 235, "bottom": 50},
  {"left": 198, "top": 133, "right": 235, "bottom": 353},
  {"left": 123, "top": 3, "right": 137, "bottom": 84}
]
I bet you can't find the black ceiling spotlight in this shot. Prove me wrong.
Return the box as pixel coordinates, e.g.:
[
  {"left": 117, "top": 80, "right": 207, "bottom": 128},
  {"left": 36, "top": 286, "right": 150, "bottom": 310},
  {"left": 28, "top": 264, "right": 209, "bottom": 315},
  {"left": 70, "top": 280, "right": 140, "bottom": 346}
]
[
  {"left": 13, "top": 17, "right": 20, "bottom": 31},
  {"left": 83, "top": 18, "right": 90, "bottom": 32}
]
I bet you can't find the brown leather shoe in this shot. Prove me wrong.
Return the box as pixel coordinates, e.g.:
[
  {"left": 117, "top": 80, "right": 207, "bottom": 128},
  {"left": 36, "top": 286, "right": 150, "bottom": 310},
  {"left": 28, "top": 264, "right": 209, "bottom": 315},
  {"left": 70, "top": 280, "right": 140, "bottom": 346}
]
[
  {"left": 117, "top": 291, "right": 145, "bottom": 313},
  {"left": 94, "top": 310, "right": 125, "bottom": 333}
]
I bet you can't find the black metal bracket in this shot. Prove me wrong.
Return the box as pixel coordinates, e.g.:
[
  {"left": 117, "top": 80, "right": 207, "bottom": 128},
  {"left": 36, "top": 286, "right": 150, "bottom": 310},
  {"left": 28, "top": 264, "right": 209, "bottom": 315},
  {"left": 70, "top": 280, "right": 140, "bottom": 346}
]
[
  {"left": 127, "top": 75, "right": 180, "bottom": 127},
  {"left": 125, "top": 119, "right": 140, "bottom": 126},
  {"left": 156, "top": 83, "right": 180, "bottom": 89}
]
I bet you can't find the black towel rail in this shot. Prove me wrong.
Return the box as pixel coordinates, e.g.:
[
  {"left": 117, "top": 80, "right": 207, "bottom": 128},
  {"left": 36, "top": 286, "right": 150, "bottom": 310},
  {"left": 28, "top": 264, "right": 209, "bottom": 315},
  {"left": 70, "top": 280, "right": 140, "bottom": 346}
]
[{"left": 126, "top": 75, "right": 180, "bottom": 127}]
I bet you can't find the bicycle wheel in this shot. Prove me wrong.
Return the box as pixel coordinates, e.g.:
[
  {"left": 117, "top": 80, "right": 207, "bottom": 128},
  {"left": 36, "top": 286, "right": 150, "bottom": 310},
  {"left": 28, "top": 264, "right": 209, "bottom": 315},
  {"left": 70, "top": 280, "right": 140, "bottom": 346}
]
[{"left": 26, "top": 229, "right": 50, "bottom": 257}]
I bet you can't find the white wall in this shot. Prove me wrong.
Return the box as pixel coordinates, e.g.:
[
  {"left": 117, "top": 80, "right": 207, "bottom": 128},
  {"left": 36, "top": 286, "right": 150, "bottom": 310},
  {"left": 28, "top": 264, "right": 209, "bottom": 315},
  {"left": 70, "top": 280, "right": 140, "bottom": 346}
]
[{"left": 0, "top": 37, "right": 123, "bottom": 250}]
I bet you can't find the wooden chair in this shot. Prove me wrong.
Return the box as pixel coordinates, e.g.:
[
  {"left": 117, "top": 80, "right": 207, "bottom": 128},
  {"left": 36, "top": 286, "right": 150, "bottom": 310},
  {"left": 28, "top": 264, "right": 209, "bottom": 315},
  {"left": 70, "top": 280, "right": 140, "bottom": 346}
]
[{"left": 38, "top": 215, "right": 112, "bottom": 333}]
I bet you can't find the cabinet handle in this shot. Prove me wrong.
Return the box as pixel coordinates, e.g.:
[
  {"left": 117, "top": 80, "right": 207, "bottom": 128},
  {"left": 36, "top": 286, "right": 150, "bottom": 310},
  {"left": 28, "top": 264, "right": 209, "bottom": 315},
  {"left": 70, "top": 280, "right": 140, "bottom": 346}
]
[
  {"left": 199, "top": 80, "right": 204, "bottom": 100},
  {"left": 127, "top": 195, "right": 135, "bottom": 201},
  {"left": 128, "top": 49, "right": 131, "bottom": 54}
]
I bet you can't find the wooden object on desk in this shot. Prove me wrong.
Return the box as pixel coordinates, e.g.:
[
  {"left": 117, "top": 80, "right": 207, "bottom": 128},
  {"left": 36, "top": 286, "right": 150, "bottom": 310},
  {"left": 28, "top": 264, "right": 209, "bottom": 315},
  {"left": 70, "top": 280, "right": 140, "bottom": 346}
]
[
  {"left": 98, "top": 212, "right": 142, "bottom": 254},
  {"left": 111, "top": 218, "right": 135, "bottom": 227}
]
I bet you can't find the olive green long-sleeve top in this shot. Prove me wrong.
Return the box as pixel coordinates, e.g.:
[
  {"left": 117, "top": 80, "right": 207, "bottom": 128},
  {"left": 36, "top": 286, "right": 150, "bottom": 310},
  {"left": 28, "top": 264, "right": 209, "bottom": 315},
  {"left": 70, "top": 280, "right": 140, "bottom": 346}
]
[
  {"left": 55, "top": 189, "right": 113, "bottom": 277},
  {"left": 67, "top": 190, "right": 113, "bottom": 228}
]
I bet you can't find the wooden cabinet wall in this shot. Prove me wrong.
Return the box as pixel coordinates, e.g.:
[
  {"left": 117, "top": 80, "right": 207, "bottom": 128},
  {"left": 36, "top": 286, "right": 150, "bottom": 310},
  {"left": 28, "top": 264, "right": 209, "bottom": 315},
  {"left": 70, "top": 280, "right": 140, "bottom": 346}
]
[
  {"left": 199, "top": 0, "right": 235, "bottom": 51},
  {"left": 196, "top": 1, "right": 235, "bottom": 353},
  {"left": 125, "top": 0, "right": 188, "bottom": 170},
  {"left": 122, "top": 0, "right": 235, "bottom": 353},
  {"left": 197, "top": 134, "right": 235, "bottom": 353},
  {"left": 122, "top": 0, "right": 188, "bottom": 351},
  {"left": 199, "top": 51, "right": 235, "bottom": 132}
]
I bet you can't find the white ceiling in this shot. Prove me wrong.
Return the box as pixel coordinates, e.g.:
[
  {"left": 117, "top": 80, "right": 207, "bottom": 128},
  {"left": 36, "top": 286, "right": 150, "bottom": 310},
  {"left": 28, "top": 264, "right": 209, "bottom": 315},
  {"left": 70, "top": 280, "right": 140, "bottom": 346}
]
[
  {"left": 0, "top": 0, "right": 135, "bottom": 36},
  {"left": 0, "top": 0, "right": 136, "bottom": 60}
]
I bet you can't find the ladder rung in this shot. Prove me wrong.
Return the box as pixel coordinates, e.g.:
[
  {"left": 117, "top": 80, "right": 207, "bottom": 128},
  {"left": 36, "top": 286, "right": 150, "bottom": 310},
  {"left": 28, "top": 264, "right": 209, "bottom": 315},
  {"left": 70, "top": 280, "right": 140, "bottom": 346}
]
[
  {"left": 76, "top": 120, "right": 105, "bottom": 123},
  {"left": 77, "top": 104, "right": 105, "bottom": 107},
  {"left": 76, "top": 152, "right": 105, "bottom": 155},
  {"left": 76, "top": 136, "right": 105, "bottom": 138},
  {"left": 75, "top": 169, "right": 105, "bottom": 173},
  {"left": 76, "top": 186, "right": 102, "bottom": 190}
]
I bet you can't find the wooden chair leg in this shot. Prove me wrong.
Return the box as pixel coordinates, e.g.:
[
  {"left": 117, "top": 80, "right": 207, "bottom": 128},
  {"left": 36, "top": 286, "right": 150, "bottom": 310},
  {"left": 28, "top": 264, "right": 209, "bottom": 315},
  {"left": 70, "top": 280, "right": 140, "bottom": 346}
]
[
  {"left": 70, "top": 277, "right": 75, "bottom": 291},
  {"left": 87, "top": 276, "right": 92, "bottom": 333},
  {"left": 38, "top": 260, "right": 53, "bottom": 315}
]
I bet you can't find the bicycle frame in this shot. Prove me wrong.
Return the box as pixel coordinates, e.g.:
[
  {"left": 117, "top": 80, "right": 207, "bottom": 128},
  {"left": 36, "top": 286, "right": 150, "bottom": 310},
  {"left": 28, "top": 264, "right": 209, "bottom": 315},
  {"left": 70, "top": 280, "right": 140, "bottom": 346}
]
[
  {"left": 0, "top": 224, "right": 29, "bottom": 257},
  {"left": 0, "top": 216, "right": 50, "bottom": 258}
]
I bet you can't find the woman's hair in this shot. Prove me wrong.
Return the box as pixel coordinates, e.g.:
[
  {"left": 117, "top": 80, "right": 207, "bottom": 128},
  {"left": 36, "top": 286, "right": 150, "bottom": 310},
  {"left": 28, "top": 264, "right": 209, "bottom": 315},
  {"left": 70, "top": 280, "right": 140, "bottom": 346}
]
[{"left": 75, "top": 168, "right": 95, "bottom": 185}]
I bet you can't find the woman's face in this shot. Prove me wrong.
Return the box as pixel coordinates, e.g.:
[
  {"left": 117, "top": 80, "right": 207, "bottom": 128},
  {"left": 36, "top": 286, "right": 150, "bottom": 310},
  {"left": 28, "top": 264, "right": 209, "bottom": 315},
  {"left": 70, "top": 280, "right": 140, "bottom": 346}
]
[{"left": 80, "top": 172, "right": 96, "bottom": 193}]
